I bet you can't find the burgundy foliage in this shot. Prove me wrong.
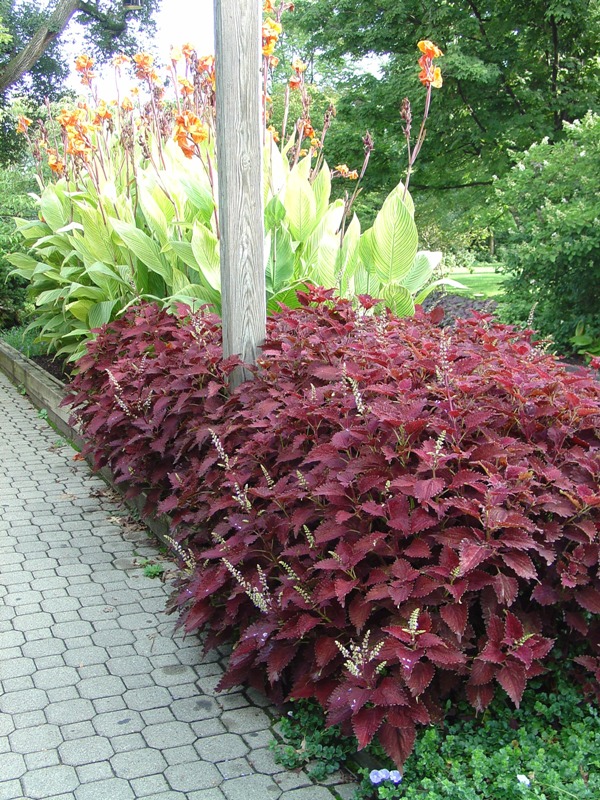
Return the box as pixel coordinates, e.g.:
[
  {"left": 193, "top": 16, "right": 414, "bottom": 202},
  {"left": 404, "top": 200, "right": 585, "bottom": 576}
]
[{"left": 66, "top": 290, "right": 600, "bottom": 766}]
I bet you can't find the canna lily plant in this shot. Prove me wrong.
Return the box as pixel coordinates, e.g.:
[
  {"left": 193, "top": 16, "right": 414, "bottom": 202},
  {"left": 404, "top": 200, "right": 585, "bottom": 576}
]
[{"left": 9, "top": 2, "right": 452, "bottom": 360}]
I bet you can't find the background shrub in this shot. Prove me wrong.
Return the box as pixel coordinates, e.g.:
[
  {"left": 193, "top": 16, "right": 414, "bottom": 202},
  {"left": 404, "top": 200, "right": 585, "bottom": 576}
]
[
  {"left": 67, "top": 292, "right": 600, "bottom": 766},
  {"left": 495, "top": 113, "right": 600, "bottom": 354},
  {"left": 0, "top": 164, "right": 37, "bottom": 328}
]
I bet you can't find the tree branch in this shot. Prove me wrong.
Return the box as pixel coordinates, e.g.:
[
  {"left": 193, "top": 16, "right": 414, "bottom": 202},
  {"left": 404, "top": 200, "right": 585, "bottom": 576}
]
[
  {"left": 0, "top": 0, "right": 129, "bottom": 95},
  {"left": 410, "top": 180, "right": 494, "bottom": 191}
]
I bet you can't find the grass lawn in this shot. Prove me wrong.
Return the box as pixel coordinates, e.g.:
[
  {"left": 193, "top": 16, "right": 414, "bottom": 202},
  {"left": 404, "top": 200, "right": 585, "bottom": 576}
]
[{"left": 444, "top": 263, "right": 506, "bottom": 299}]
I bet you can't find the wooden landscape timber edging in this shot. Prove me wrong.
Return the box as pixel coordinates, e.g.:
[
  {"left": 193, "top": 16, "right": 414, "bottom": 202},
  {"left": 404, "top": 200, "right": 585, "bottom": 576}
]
[{"left": 0, "top": 339, "right": 171, "bottom": 547}]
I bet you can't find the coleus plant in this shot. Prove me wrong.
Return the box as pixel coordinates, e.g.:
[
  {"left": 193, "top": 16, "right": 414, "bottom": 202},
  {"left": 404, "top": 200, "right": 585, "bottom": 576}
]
[{"left": 67, "top": 290, "right": 600, "bottom": 766}]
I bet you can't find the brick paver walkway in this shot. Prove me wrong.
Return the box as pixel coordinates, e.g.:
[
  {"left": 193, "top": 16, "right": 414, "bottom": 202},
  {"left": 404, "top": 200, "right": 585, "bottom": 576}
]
[{"left": 0, "top": 372, "right": 355, "bottom": 800}]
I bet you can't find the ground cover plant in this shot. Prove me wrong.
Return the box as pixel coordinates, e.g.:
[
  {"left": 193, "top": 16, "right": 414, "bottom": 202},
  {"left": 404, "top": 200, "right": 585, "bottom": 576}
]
[
  {"left": 66, "top": 289, "right": 600, "bottom": 767},
  {"left": 273, "top": 657, "right": 600, "bottom": 798}
]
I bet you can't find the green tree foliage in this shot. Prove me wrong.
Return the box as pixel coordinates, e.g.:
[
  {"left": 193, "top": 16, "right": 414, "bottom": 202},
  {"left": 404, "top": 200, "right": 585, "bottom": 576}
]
[
  {"left": 494, "top": 113, "right": 600, "bottom": 353},
  {"left": 0, "top": 162, "right": 37, "bottom": 327},
  {"left": 284, "top": 0, "right": 600, "bottom": 246}
]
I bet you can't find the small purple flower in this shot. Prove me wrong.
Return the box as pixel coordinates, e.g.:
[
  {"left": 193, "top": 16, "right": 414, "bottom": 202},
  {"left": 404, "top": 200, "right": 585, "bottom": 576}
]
[
  {"left": 369, "top": 770, "right": 383, "bottom": 785},
  {"left": 379, "top": 769, "right": 390, "bottom": 781},
  {"left": 517, "top": 774, "right": 531, "bottom": 787},
  {"left": 389, "top": 770, "right": 403, "bottom": 784}
]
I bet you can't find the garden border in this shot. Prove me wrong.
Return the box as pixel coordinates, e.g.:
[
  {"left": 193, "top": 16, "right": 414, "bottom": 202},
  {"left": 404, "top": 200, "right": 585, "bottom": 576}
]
[{"left": 0, "top": 339, "right": 172, "bottom": 547}]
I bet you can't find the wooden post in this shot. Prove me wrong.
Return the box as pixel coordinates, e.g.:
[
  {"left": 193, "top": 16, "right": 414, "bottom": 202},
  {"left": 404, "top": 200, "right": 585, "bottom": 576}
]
[{"left": 214, "top": 0, "right": 266, "bottom": 387}]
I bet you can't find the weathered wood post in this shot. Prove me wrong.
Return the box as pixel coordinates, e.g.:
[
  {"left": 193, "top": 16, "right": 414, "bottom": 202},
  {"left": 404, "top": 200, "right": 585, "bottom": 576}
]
[{"left": 214, "top": 0, "right": 266, "bottom": 387}]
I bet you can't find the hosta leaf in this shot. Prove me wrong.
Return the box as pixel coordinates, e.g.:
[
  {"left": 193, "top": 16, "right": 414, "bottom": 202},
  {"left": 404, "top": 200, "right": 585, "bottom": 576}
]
[{"left": 372, "top": 192, "right": 418, "bottom": 285}]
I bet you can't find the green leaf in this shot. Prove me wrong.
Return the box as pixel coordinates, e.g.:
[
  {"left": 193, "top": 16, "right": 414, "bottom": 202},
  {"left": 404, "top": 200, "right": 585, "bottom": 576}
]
[
  {"left": 191, "top": 222, "right": 221, "bottom": 291},
  {"left": 283, "top": 171, "right": 317, "bottom": 243},
  {"left": 66, "top": 299, "right": 93, "bottom": 322},
  {"left": 265, "top": 196, "right": 287, "bottom": 231},
  {"left": 266, "top": 225, "right": 296, "bottom": 294},
  {"left": 402, "top": 250, "right": 442, "bottom": 293},
  {"left": 180, "top": 176, "right": 215, "bottom": 224},
  {"left": 40, "top": 188, "right": 69, "bottom": 233},
  {"left": 381, "top": 283, "right": 415, "bottom": 317},
  {"left": 371, "top": 192, "right": 418, "bottom": 285},
  {"left": 88, "top": 299, "right": 118, "bottom": 330},
  {"left": 312, "top": 161, "right": 332, "bottom": 219},
  {"left": 110, "top": 218, "right": 173, "bottom": 284},
  {"left": 5, "top": 252, "right": 43, "bottom": 278}
]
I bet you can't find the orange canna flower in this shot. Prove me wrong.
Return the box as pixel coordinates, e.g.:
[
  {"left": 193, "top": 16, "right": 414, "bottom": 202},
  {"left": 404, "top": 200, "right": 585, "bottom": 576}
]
[
  {"left": 178, "top": 77, "right": 194, "bottom": 96},
  {"left": 263, "top": 0, "right": 276, "bottom": 12},
  {"left": 347, "top": 170, "right": 359, "bottom": 180},
  {"left": 182, "top": 43, "right": 196, "bottom": 62},
  {"left": 46, "top": 149, "right": 65, "bottom": 175},
  {"left": 16, "top": 115, "right": 32, "bottom": 134},
  {"left": 121, "top": 97, "right": 134, "bottom": 112},
  {"left": 267, "top": 124, "right": 280, "bottom": 143},
  {"left": 262, "top": 18, "right": 282, "bottom": 57},
  {"left": 289, "top": 75, "right": 302, "bottom": 90},
  {"left": 170, "top": 46, "right": 183, "bottom": 63},
  {"left": 133, "top": 52, "right": 155, "bottom": 81},
  {"left": 112, "top": 53, "right": 130, "bottom": 69},
  {"left": 302, "top": 120, "right": 315, "bottom": 139},
  {"left": 310, "top": 137, "right": 321, "bottom": 148},
  {"left": 418, "top": 40, "right": 443, "bottom": 59},
  {"left": 291, "top": 57, "right": 307, "bottom": 73},
  {"left": 417, "top": 40, "right": 443, "bottom": 88},
  {"left": 93, "top": 100, "right": 112, "bottom": 123},
  {"left": 173, "top": 111, "right": 208, "bottom": 158},
  {"left": 197, "top": 55, "right": 215, "bottom": 73},
  {"left": 268, "top": 55, "right": 279, "bottom": 68},
  {"left": 75, "top": 54, "right": 94, "bottom": 72}
]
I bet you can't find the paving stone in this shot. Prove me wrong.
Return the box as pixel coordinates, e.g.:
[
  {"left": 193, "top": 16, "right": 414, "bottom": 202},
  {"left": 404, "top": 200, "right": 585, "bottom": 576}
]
[
  {"left": 24, "top": 748, "right": 61, "bottom": 769},
  {"left": 279, "top": 788, "right": 337, "bottom": 800},
  {"left": 162, "top": 744, "right": 198, "bottom": 766},
  {"left": 1, "top": 675, "right": 34, "bottom": 692},
  {"left": 33, "top": 665, "right": 80, "bottom": 689},
  {"left": 246, "top": 747, "right": 284, "bottom": 775},
  {"left": 59, "top": 736, "right": 114, "bottom": 765},
  {"left": 143, "top": 721, "right": 197, "bottom": 749},
  {"left": 123, "top": 686, "right": 173, "bottom": 711},
  {"left": 111, "top": 732, "right": 147, "bottom": 753},
  {"left": 111, "top": 748, "right": 168, "bottom": 779},
  {"left": 106, "top": 654, "right": 152, "bottom": 675},
  {"left": 0, "top": 688, "right": 48, "bottom": 713},
  {"left": 220, "top": 774, "right": 282, "bottom": 800},
  {"left": 130, "top": 774, "right": 172, "bottom": 797},
  {"left": 220, "top": 707, "right": 272, "bottom": 734},
  {"left": 75, "top": 777, "right": 135, "bottom": 800},
  {"left": 187, "top": 790, "right": 228, "bottom": 800},
  {"left": 9, "top": 723, "right": 63, "bottom": 753},
  {"left": 217, "top": 758, "right": 253, "bottom": 780},
  {"left": 194, "top": 734, "right": 249, "bottom": 763},
  {"left": 22, "top": 764, "right": 79, "bottom": 798},
  {"left": 165, "top": 761, "right": 222, "bottom": 792},
  {"left": 21, "top": 637, "right": 66, "bottom": 657},
  {"left": 76, "top": 761, "right": 115, "bottom": 784},
  {"left": 0, "top": 780, "right": 23, "bottom": 800},
  {"left": 92, "top": 709, "right": 145, "bottom": 737},
  {"left": 45, "top": 698, "right": 96, "bottom": 725},
  {"left": 92, "top": 695, "right": 127, "bottom": 714},
  {"left": 52, "top": 620, "right": 95, "bottom": 639},
  {"left": 171, "top": 696, "right": 221, "bottom": 723},
  {"left": 0, "top": 752, "right": 26, "bottom": 780},
  {"left": 77, "top": 674, "right": 126, "bottom": 699},
  {"left": 64, "top": 646, "right": 109, "bottom": 666},
  {"left": 61, "top": 722, "right": 97, "bottom": 741}
]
